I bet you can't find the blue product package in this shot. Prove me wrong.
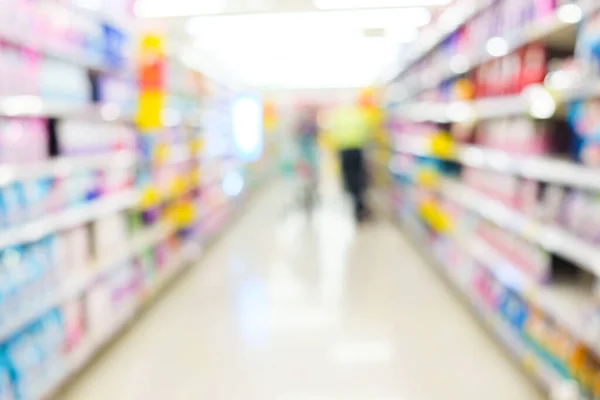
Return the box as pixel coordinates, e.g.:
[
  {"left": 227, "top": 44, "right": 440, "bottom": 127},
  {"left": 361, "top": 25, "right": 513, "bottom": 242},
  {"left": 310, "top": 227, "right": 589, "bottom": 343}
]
[
  {"left": 567, "top": 101, "right": 600, "bottom": 165},
  {"left": 3, "top": 184, "right": 26, "bottom": 227},
  {"left": 0, "top": 349, "right": 16, "bottom": 400},
  {"left": 38, "top": 311, "right": 65, "bottom": 369},
  {"left": 5, "top": 325, "right": 42, "bottom": 400},
  {"left": 0, "top": 188, "right": 7, "bottom": 230},
  {"left": 38, "top": 236, "right": 55, "bottom": 275},
  {"left": 65, "top": 172, "right": 95, "bottom": 207},
  {"left": 2, "top": 246, "right": 25, "bottom": 320},
  {"left": 26, "top": 242, "right": 45, "bottom": 291},
  {"left": 101, "top": 24, "right": 126, "bottom": 68},
  {"left": 22, "top": 179, "right": 51, "bottom": 221},
  {"left": 500, "top": 290, "right": 529, "bottom": 331}
]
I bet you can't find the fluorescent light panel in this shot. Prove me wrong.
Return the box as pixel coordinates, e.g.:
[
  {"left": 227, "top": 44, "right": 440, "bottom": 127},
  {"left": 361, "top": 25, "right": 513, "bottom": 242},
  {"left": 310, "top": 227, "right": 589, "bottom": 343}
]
[
  {"left": 134, "top": 0, "right": 226, "bottom": 17},
  {"left": 314, "top": 0, "right": 452, "bottom": 9},
  {"left": 186, "top": 8, "right": 431, "bottom": 35}
]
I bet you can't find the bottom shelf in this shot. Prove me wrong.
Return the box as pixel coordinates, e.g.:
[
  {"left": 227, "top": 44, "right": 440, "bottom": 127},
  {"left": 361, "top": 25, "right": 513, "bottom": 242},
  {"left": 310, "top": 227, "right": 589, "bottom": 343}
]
[
  {"left": 39, "top": 239, "right": 202, "bottom": 400},
  {"left": 36, "top": 186, "right": 261, "bottom": 400},
  {"left": 399, "top": 213, "right": 582, "bottom": 400}
]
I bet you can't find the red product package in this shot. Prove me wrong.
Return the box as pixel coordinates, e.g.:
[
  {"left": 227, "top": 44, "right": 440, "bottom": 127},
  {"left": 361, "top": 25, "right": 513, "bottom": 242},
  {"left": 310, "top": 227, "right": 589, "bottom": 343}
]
[{"left": 520, "top": 44, "right": 547, "bottom": 89}]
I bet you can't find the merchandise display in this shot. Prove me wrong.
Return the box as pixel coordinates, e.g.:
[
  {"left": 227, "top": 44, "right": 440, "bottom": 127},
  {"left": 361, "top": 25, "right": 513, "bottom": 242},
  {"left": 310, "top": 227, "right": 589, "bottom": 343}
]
[
  {"left": 0, "top": 4, "right": 270, "bottom": 400},
  {"left": 381, "top": 0, "right": 600, "bottom": 398}
]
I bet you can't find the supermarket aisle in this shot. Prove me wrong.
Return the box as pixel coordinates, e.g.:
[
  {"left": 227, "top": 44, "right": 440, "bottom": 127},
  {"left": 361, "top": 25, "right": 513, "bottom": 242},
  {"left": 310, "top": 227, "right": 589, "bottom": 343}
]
[{"left": 57, "top": 184, "right": 543, "bottom": 400}]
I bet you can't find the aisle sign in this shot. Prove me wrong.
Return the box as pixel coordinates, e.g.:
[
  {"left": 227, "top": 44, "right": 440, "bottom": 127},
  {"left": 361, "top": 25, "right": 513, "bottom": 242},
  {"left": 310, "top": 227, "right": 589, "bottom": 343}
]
[
  {"left": 263, "top": 100, "right": 277, "bottom": 132},
  {"left": 137, "top": 33, "right": 165, "bottom": 130}
]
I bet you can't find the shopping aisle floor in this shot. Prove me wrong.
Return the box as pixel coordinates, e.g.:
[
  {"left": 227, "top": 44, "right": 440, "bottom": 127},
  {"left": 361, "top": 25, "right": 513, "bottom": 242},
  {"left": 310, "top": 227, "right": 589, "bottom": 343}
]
[{"left": 57, "top": 184, "right": 543, "bottom": 400}]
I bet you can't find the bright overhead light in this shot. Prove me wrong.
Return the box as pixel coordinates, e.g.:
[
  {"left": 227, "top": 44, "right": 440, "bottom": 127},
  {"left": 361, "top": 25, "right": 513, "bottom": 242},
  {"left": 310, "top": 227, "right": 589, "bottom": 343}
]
[
  {"left": 72, "top": 0, "right": 101, "bottom": 10},
  {"left": 387, "top": 27, "right": 419, "bottom": 43},
  {"left": 446, "top": 101, "right": 475, "bottom": 122},
  {"left": 314, "top": 0, "right": 451, "bottom": 9},
  {"left": 449, "top": 55, "right": 470, "bottom": 74},
  {"left": 186, "top": 8, "right": 432, "bottom": 35},
  {"left": 557, "top": 3, "right": 583, "bottom": 24},
  {"left": 486, "top": 36, "right": 509, "bottom": 57},
  {"left": 438, "top": 5, "right": 465, "bottom": 29},
  {"left": 525, "top": 84, "right": 556, "bottom": 119},
  {"left": 134, "top": 0, "right": 225, "bottom": 17}
]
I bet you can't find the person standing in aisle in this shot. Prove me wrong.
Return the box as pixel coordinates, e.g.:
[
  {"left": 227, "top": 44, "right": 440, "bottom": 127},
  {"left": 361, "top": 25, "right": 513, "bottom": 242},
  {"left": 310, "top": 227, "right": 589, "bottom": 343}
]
[
  {"left": 295, "top": 103, "right": 320, "bottom": 213},
  {"left": 326, "top": 101, "right": 372, "bottom": 222}
]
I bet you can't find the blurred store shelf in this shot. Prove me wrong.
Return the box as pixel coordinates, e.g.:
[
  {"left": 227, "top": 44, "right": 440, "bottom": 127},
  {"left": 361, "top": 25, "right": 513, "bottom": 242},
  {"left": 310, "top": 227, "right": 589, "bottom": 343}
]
[
  {"left": 0, "top": 189, "right": 139, "bottom": 249},
  {"left": 395, "top": 0, "right": 495, "bottom": 78},
  {"left": 392, "top": 0, "right": 600, "bottom": 102},
  {"left": 401, "top": 213, "right": 566, "bottom": 394},
  {"left": 38, "top": 237, "right": 202, "bottom": 400},
  {"left": 442, "top": 180, "right": 600, "bottom": 278},
  {"left": 453, "top": 231, "right": 600, "bottom": 357},
  {"left": 0, "top": 151, "right": 137, "bottom": 187},
  {"left": 0, "top": 97, "right": 135, "bottom": 121},
  {"left": 391, "top": 136, "right": 600, "bottom": 192},
  {"left": 0, "top": 221, "right": 177, "bottom": 346}
]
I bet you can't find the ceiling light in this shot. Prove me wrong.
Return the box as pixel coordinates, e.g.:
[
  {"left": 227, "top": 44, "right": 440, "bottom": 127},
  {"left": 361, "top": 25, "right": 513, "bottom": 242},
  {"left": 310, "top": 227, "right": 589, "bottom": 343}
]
[
  {"left": 525, "top": 84, "right": 556, "bottom": 119},
  {"left": 449, "top": 55, "right": 470, "bottom": 74},
  {"left": 314, "top": 0, "right": 451, "bottom": 9},
  {"left": 134, "top": 0, "right": 225, "bottom": 17},
  {"left": 186, "top": 8, "right": 432, "bottom": 35},
  {"left": 438, "top": 5, "right": 465, "bottom": 29},
  {"left": 446, "top": 101, "right": 475, "bottom": 122},
  {"left": 387, "top": 27, "right": 419, "bottom": 43},
  {"left": 557, "top": 3, "right": 583, "bottom": 24},
  {"left": 486, "top": 36, "right": 509, "bottom": 57},
  {"left": 72, "top": 0, "right": 101, "bottom": 10}
]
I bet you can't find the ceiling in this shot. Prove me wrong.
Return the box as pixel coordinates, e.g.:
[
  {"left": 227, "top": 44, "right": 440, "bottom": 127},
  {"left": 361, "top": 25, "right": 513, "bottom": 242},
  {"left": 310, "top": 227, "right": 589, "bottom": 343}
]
[{"left": 135, "top": 0, "right": 450, "bottom": 89}]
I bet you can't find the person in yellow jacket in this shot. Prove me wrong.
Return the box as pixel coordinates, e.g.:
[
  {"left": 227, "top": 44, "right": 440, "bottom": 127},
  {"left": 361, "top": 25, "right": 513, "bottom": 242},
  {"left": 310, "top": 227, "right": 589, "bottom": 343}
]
[{"left": 326, "top": 103, "right": 372, "bottom": 222}]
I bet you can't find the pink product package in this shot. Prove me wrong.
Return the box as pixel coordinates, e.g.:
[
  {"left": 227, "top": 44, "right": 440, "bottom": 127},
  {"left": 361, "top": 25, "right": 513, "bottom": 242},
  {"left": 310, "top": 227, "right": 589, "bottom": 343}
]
[
  {"left": 101, "top": 170, "right": 134, "bottom": 194},
  {"left": 63, "top": 300, "right": 85, "bottom": 351},
  {"left": 539, "top": 185, "right": 565, "bottom": 223},
  {"left": 478, "top": 222, "right": 542, "bottom": 280},
  {"left": 534, "top": 0, "right": 556, "bottom": 18},
  {"left": 462, "top": 168, "right": 519, "bottom": 207},
  {"left": 59, "top": 121, "right": 134, "bottom": 156},
  {"left": 472, "top": 267, "right": 497, "bottom": 309},
  {"left": 558, "top": 190, "right": 600, "bottom": 244},
  {"left": 0, "top": 118, "right": 48, "bottom": 164},
  {"left": 21, "top": 48, "right": 41, "bottom": 96},
  {"left": 476, "top": 119, "right": 551, "bottom": 155},
  {"left": 518, "top": 179, "right": 540, "bottom": 216}
]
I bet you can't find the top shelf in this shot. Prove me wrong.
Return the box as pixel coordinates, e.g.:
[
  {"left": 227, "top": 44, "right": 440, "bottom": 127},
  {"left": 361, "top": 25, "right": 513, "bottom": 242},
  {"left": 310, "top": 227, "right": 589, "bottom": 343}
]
[
  {"left": 391, "top": 0, "right": 600, "bottom": 103},
  {"left": 394, "top": 0, "right": 496, "bottom": 80},
  {"left": 391, "top": 81, "right": 600, "bottom": 122}
]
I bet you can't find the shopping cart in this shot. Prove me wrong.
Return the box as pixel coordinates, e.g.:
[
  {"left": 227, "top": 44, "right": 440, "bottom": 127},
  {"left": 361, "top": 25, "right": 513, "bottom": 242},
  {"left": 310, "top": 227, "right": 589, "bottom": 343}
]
[{"left": 296, "top": 158, "right": 319, "bottom": 214}]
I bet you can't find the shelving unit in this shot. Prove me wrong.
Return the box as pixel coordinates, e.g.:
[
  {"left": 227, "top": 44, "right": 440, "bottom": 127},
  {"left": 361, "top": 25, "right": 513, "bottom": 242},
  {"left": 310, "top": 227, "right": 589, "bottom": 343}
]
[
  {"left": 392, "top": 0, "right": 600, "bottom": 102},
  {"left": 0, "top": 4, "right": 273, "bottom": 399},
  {"left": 379, "top": 0, "right": 600, "bottom": 398}
]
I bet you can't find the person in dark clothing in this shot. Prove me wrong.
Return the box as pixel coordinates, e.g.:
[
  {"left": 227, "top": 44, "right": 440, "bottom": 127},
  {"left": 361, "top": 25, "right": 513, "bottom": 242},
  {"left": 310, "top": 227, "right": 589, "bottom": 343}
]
[
  {"left": 327, "top": 104, "right": 371, "bottom": 222},
  {"left": 339, "top": 148, "right": 366, "bottom": 220}
]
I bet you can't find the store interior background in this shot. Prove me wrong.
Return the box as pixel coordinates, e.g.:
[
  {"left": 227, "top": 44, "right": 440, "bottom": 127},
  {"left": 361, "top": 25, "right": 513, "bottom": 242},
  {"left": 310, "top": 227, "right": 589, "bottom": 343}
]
[{"left": 1, "top": 0, "right": 600, "bottom": 399}]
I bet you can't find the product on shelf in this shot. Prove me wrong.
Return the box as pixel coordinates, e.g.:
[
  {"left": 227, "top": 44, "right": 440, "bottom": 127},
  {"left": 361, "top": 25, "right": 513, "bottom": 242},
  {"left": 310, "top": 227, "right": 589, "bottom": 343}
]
[{"left": 382, "top": 0, "right": 600, "bottom": 397}]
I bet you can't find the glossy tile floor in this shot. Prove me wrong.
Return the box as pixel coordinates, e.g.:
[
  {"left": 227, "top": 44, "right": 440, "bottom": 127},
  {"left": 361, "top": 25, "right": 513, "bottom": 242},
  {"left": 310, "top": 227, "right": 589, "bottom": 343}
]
[{"left": 57, "top": 184, "right": 544, "bottom": 400}]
